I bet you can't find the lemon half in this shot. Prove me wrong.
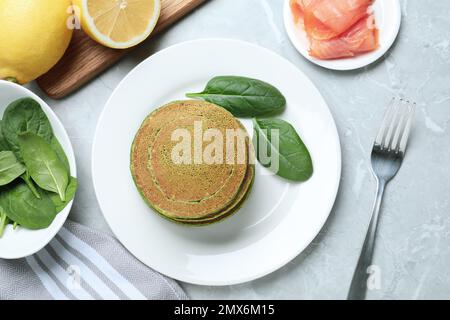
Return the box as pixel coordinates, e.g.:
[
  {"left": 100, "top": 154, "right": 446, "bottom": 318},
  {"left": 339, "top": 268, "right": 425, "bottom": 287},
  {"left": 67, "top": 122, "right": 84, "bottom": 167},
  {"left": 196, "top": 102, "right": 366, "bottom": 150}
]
[{"left": 74, "top": 0, "right": 161, "bottom": 49}]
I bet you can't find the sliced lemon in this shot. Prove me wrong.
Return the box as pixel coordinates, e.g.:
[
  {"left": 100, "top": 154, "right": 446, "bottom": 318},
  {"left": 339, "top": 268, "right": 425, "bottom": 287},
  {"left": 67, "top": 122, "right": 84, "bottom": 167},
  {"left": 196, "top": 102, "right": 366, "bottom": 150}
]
[{"left": 74, "top": 0, "right": 161, "bottom": 49}]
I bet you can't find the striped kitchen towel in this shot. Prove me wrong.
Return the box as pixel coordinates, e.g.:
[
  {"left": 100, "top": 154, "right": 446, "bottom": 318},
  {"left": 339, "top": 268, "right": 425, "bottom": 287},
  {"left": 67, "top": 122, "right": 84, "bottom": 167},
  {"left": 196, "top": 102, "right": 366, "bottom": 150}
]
[{"left": 0, "top": 220, "right": 188, "bottom": 300}]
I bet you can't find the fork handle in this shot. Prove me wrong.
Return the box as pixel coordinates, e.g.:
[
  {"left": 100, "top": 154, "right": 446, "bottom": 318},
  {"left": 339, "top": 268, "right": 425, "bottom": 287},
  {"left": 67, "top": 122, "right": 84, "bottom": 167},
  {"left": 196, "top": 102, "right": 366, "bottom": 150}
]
[{"left": 347, "top": 179, "right": 386, "bottom": 300}]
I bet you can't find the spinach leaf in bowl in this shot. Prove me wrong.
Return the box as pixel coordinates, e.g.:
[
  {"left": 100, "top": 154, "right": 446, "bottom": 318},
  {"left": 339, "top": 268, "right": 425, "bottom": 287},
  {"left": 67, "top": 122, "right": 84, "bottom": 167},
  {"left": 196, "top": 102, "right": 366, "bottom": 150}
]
[
  {"left": 1, "top": 118, "right": 41, "bottom": 198},
  {"left": 0, "top": 121, "right": 10, "bottom": 151},
  {"left": 51, "top": 136, "right": 70, "bottom": 172},
  {"left": 0, "top": 208, "right": 9, "bottom": 238},
  {"left": 2, "top": 98, "right": 53, "bottom": 160},
  {"left": 0, "top": 151, "right": 26, "bottom": 186},
  {"left": 18, "top": 132, "right": 69, "bottom": 201},
  {"left": 253, "top": 118, "right": 313, "bottom": 182},
  {"left": 0, "top": 182, "right": 57, "bottom": 230},
  {"left": 186, "top": 76, "right": 286, "bottom": 117},
  {"left": 47, "top": 176, "right": 78, "bottom": 213},
  {"left": 20, "top": 171, "right": 41, "bottom": 199}
]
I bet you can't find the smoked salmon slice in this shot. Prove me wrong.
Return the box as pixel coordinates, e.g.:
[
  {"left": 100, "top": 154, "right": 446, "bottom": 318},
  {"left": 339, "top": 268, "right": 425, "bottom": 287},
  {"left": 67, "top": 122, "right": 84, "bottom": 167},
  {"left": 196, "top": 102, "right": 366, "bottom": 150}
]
[
  {"left": 290, "top": 0, "right": 338, "bottom": 39},
  {"left": 289, "top": 0, "right": 379, "bottom": 60},
  {"left": 303, "top": 0, "right": 374, "bottom": 40},
  {"left": 309, "top": 14, "right": 379, "bottom": 60},
  {"left": 290, "top": 0, "right": 304, "bottom": 23},
  {"left": 289, "top": 0, "right": 314, "bottom": 23}
]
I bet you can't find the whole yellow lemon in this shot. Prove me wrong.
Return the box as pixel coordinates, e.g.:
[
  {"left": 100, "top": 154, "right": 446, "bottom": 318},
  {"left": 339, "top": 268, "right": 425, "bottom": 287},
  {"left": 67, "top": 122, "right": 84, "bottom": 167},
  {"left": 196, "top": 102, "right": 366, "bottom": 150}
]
[{"left": 0, "top": 0, "right": 74, "bottom": 84}]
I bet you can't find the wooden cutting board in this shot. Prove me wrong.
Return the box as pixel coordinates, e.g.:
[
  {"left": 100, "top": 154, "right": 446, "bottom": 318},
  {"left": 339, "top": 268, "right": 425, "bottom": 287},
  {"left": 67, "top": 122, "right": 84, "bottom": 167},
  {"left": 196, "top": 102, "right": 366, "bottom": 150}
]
[{"left": 37, "top": 0, "right": 205, "bottom": 99}]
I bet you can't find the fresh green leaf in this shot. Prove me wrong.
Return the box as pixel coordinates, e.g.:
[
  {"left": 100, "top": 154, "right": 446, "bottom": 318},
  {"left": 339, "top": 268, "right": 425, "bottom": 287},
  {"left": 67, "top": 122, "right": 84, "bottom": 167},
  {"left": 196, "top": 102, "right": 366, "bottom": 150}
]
[
  {"left": 0, "top": 121, "right": 10, "bottom": 151},
  {"left": 0, "top": 182, "right": 56, "bottom": 230},
  {"left": 2, "top": 98, "right": 53, "bottom": 160},
  {"left": 0, "top": 151, "right": 26, "bottom": 186},
  {"left": 186, "top": 76, "right": 286, "bottom": 117},
  {"left": 47, "top": 176, "right": 78, "bottom": 213},
  {"left": 50, "top": 136, "right": 70, "bottom": 172},
  {"left": 0, "top": 208, "right": 9, "bottom": 238},
  {"left": 253, "top": 118, "right": 313, "bottom": 182},
  {"left": 18, "top": 132, "right": 69, "bottom": 201},
  {"left": 20, "top": 172, "right": 41, "bottom": 199}
]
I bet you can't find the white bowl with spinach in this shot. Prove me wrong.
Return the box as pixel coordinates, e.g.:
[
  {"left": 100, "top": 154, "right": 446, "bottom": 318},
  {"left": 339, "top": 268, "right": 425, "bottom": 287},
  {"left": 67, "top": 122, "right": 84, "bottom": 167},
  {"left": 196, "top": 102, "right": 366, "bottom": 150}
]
[{"left": 0, "top": 81, "right": 77, "bottom": 259}]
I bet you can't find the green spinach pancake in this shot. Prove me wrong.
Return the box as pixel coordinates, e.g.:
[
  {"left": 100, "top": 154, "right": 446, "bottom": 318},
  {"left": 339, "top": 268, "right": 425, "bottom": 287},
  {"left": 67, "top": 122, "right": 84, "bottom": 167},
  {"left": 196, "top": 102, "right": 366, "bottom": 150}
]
[{"left": 131, "top": 100, "right": 254, "bottom": 224}]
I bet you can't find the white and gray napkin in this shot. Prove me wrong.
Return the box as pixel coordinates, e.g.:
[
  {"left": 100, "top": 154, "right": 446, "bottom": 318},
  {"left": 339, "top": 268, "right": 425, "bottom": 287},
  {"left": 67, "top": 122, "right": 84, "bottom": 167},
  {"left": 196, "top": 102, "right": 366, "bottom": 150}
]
[{"left": 0, "top": 220, "right": 188, "bottom": 300}]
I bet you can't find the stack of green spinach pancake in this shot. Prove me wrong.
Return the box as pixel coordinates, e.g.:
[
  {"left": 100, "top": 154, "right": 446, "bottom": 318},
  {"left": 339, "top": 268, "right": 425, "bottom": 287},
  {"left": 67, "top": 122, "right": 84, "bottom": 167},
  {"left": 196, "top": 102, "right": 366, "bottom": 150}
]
[{"left": 131, "top": 100, "right": 254, "bottom": 225}]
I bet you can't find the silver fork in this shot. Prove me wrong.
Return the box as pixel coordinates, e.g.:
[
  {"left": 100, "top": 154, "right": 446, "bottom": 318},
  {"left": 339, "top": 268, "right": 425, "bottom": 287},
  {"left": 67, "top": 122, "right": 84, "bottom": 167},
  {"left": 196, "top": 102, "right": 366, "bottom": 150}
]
[{"left": 347, "top": 98, "right": 415, "bottom": 300}]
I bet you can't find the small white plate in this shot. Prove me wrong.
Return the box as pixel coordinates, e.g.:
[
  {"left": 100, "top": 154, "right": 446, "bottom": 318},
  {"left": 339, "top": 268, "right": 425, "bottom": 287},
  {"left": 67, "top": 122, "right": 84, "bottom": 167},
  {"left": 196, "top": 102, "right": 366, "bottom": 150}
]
[
  {"left": 92, "top": 39, "right": 341, "bottom": 286},
  {"left": 0, "top": 81, "right": 77, "bottom": 259},
  {"left": 283, "top": 0, "right": 402, "bottom": 70}
]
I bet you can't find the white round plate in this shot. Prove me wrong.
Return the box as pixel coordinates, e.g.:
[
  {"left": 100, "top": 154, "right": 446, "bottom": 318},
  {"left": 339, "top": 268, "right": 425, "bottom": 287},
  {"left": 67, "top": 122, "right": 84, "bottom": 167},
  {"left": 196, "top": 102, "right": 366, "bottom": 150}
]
[
  {"left": 283, "top": 0, "right": 402, "bottom": 70},
  {"left": 92, "top": 39, "right": 341, "bottom": 286},
  {"left": 0, "top": 81, "right": 77, "bottom": 259}
]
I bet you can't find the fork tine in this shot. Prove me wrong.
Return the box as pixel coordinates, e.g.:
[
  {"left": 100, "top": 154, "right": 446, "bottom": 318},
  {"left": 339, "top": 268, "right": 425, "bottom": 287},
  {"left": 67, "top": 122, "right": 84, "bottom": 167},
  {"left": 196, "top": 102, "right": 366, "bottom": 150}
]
[
  {"left": 398, "top": 101, "right": 415, "bottom": 154},
  {"left": 381, "top": 98, "right": 402, "bottom": 149},
  {"left": 389, "top": 99, "right": 411, "bottom": 152},
  {"left": 375, "top": 98, "right": 396, "bottom": 148}
]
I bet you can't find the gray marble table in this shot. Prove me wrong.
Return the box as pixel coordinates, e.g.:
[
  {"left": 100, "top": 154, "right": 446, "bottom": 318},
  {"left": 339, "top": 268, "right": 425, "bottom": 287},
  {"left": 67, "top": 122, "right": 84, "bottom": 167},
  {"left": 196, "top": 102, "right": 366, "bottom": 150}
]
[{"left": 26, "top": 0, "right": 450, "bottom": 299}]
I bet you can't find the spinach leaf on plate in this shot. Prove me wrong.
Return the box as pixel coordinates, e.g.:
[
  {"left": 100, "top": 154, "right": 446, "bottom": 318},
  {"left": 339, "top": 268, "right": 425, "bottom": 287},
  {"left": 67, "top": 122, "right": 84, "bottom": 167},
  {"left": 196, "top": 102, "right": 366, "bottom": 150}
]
[
  {"left": 0, "top": 151, "right": 26, "bottom": 186},
  {"left": 253, "top": 118, "right": 313, "bottom": 182},
  {"left": 18, "top": 132, "right": 69, "bottom": 201},
  {"left": 186, "top": 76, "right": 286, "bottom": 117},
  {"left": 0, "top": 182, "right": 56, "bottom": 230},
  {"left": 1, "top": 98, "right": 53, "bottom": 160}
]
